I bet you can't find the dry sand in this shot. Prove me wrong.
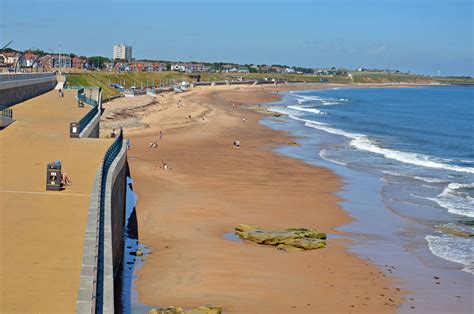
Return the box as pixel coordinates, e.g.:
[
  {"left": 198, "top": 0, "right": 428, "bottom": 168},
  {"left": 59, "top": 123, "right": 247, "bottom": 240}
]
[{"left": 107, "top": 84, "right": 404, "bottom": 313}]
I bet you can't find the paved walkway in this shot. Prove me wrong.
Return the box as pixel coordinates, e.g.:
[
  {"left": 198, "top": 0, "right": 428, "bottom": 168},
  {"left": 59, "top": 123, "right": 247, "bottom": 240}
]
[{"left": 0, "top": 90, "right": 111, "bottom": 312}]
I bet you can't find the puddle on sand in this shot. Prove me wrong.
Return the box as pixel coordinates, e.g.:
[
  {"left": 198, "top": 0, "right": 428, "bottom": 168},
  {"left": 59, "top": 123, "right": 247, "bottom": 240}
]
[
  {"left": 223, "top": 232, "right": 243, "bottom": 242},
  {"left": 119, "top": 177, "right": 154, "bottom": 313}
]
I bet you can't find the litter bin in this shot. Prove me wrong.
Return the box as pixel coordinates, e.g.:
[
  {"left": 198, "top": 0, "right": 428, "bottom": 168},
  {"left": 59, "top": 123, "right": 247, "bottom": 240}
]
[
  {"left": 46, "top": 161, "right": 62, "bottom": 191},
  {"left": 70, "top": 122, "right": 80, "bottom": 138}
]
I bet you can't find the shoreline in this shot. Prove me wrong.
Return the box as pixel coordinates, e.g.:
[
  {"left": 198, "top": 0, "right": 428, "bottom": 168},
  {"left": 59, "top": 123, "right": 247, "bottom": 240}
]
[
  {"left": 114, "top": 84, "right": 405, "bottom": 313},
  {"left": 260, "top": 86, "right": 473, "bottom": 313}
]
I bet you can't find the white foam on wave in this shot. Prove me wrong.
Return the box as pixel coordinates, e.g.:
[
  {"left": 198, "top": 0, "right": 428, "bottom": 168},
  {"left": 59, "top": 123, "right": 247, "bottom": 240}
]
[
  {"left": 292, "top": 95, "right": 322, "bottom": 104},
  {"left": 290, "top": 93, "right": 349, "bottom": 106},
  {"left": 284, "top": 116, "right": 474, "bottom": 175},
  {"left": 288, "top": 105, "right": 321, "bottom": 114},
  {"left": 380, "top": 169, "right": 405, "bottom": 177},
  {"left": 422, "top": 184, "right": 439, "bottom": 189},
  {"left": 425, "top": 235, "right": 474, "bottom": 274},
  {"left": 413, "top": 176, "right": 447, "bottom": 184},
  {"left": 431, "top": 183, "right": 474, "bottom": 217},
  {"left": 320, "top": 148, "right": 347, "bottom": 166},
  {"left": 288, "top": 105, "right": 325, "bottom": 115},
  {"left": 320, "top": 100, "right": 340, "bottom": 105}
]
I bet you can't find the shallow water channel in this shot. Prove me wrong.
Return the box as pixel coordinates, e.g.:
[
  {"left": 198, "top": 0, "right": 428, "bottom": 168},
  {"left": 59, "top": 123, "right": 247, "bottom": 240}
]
[{"left": 116, "top": 177, "right": 153, "bottom": 313}]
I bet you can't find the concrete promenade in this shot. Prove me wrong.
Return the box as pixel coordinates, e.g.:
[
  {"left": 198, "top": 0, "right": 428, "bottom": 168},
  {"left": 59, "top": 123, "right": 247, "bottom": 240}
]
[{"left": 0, "top": 90, "right": 111, "bottom": 312}]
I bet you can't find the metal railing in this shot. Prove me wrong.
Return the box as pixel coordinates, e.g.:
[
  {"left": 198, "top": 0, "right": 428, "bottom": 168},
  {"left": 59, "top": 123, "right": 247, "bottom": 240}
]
[
  {"left": 78, "top": 105, "right": 99, "bottom": 132},
  {"left": 0, "top": 106, "right": 13, "bottom": 119},
  {"left": 95, "top": 128, "right": 124, "bottom": 313},
  {"left": 0, "top": 72, "right": 56, "bottom": 82},
  {"left": 77, "top": 88, "right": 98, "bottom": 107}
]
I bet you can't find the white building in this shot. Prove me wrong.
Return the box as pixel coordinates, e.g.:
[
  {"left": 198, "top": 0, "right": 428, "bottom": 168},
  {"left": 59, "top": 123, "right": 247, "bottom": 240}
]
[
  {"left": 171, "top": 64, "right": 186, "bottom": 72},
  {"left": 113, "top": 44, "right": 132, "bottom": 62}
]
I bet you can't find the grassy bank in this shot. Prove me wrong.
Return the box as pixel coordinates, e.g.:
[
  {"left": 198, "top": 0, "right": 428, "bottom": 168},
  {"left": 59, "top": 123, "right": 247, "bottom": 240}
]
[{"left": 66, "top": 71, "right": 473, "bottom": 99}]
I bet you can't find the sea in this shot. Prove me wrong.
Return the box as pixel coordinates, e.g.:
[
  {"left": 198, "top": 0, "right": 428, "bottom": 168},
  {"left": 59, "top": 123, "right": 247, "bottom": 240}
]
[{"left": 262, "top": 85, "right": 473, "bottom": 312}]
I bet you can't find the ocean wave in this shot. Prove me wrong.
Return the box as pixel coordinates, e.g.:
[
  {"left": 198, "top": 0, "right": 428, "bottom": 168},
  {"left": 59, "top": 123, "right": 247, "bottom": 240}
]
[
  {"left": 269, "top": 107, "right": 474, "bottom": 177},
  {"left": 290, "top": 93, "right": 349, "bottom": 106},
  {"left": 431, "top": 183, "right": 474, "bottom": 217},
  {"left": 380, "top": 169, "right": 406, "bottom": 177},
  {"left": 425, "top": 235, "right": 474, "bottom": 274},
  {"left": 319, "top": 148, "right": 347, "bottom": 166},
  {"left": 287, "top": 117, "right": 474, "bottom": 175},
  {"left": 320, "top": 100, "right": 341, "bottom": 105},
  {"left": 288, "top": 105, "right": 325, "bottom": 115},
  {"left": 413, "top": 176, "right": 447, "bottom": 184},
  {"left": 421, "top": 184, "right": 440, "bottom": 189},
  {"left": 292, "top": 95, "right": 322, "bottom": 104}
]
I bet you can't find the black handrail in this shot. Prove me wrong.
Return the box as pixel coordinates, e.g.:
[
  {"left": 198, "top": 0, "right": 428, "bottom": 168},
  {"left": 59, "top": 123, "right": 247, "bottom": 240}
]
[
  {"left": 78, "top": 106, "right": 99, "bottom": 131},
  {"left": 77, "top": 87, "right": 99, "bottom": 107}
]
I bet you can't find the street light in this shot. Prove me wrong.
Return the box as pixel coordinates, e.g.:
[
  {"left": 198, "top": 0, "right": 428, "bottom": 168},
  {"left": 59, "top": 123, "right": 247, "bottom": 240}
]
[{"left": 58, "top": 44, "right": 62, "bottom": 78}]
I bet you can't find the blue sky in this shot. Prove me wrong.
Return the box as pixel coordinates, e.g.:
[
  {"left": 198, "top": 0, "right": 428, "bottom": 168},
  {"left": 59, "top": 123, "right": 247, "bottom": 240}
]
[{"left": 1, "top": 0, "right": 472, "bottom": 76}]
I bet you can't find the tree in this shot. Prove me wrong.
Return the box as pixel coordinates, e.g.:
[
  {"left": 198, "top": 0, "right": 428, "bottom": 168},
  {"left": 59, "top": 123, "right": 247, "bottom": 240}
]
[{"left": 87, "top": 56, "right": 110, "bottom": 69}]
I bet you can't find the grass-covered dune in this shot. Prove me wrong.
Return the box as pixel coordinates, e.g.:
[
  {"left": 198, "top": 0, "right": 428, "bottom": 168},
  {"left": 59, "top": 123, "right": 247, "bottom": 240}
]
[{"left": 65, "top": 71, "right": 473, "bottom": 99}]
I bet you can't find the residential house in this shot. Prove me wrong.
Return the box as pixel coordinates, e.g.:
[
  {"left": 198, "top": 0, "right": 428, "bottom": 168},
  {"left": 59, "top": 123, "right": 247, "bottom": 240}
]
[
  {"left": 22, "top": 52, "right": 39, "bottom": 67},
  {"left": 0, "top": 54, "right": 7, "bottom": 66},
  {"left": 51, "top": 54, "right": 72, "bottom": 68},
  {"left": 153, "top": 63, "right": 167, "bottom": 72},
  {"left": 2, "top": 52, "right": 20, "bottom": 66},
  {"left": 72, "top": 57, "right": 87, "bottom": 69},
  {"left": 37, "top": 55, "right": 53, "bottom": 72},
  {"left": 237, "top": 67, "right": 250, "bottom": 73},
  {"left": 143, "top": 62, "right": 154, "bottom": 72},
  {"left": 171, "top": 64, "right": 186, "bottom": 72}
]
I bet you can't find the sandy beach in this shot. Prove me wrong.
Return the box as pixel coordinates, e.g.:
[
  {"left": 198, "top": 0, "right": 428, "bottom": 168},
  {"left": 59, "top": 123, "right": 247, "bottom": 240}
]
[{"left": 103, "top": 85, "right": 404, "bottom": 313}]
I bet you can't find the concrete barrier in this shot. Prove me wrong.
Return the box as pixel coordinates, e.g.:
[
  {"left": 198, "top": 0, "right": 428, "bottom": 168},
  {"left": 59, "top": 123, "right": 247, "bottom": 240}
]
[
  {"left": 77, "top": 135, "right": 127, "bottom": 314},
  {"left": 75, "top": 88, "right": 102, "bottom": 139},
  {"left": 79, "top": 111, "right": 100, "bottom": 138},
  {"left": 0, "top": 73, "right": 57, "bottom": 107},
  {"left": 0, "top": 116, "right": 15, "bottom": 128},
  {"left": 104, "top": 141, "right": 127, "bottom": 311}
]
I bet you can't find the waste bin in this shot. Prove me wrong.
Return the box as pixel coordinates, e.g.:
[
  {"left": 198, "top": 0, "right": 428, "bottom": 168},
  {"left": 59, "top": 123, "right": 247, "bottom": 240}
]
[
  {"left": 70, "top": 122, "right": 80, "bottom": 138},
  {"left": 46, "top": 161, "right": 62, "bottom": 191}
]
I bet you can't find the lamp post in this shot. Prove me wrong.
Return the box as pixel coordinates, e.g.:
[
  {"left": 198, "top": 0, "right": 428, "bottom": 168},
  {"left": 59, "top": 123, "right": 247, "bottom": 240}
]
[{"left": 58, "top": 44, "right": 62, "bottom": 79}]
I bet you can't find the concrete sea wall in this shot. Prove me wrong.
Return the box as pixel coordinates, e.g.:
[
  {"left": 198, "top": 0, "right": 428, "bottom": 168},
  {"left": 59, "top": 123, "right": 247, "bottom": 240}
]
[
  {"left": 0, "top": 73, "right": 57, "bottom": 107},
  {"left": 77, "top": 137, "right": 128, "bottom": 314},
  {"left": 78, "top": 89, "right": 102, "bottom": 139}
]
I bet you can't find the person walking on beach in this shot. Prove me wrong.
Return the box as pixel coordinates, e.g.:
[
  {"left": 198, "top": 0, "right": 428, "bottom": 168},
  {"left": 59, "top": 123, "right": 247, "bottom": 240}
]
[
  {"left": 159, "top": 130, "right": 163, "bottom": 140},
  {"left": 58, "top": 88, "right": 62, "bottom": 98}
]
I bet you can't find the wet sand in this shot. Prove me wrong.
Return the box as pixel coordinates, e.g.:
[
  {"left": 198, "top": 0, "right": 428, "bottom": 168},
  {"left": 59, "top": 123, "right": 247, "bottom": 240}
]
[{"left": 113, "top": 85, "right": 404, "bottom": 313}]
